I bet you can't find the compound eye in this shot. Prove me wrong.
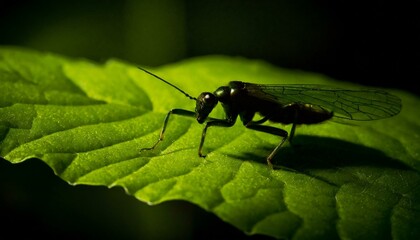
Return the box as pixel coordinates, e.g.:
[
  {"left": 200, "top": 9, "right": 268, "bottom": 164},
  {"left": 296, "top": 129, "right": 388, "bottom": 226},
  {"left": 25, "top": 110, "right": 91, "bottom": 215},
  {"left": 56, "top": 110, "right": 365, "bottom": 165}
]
[
  {"left": 203, "top": 93, "right": 217, "bottom": 105},
  {"left": 195, "top": 92, "right": 218, "bottom": 123}
]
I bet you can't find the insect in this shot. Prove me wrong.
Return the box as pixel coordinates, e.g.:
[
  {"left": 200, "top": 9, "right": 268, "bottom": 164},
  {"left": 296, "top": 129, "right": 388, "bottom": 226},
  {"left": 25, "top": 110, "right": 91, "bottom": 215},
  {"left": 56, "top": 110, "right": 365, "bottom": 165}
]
[{"left": 138, "top": 67, "right": 402, "bottom": 167}]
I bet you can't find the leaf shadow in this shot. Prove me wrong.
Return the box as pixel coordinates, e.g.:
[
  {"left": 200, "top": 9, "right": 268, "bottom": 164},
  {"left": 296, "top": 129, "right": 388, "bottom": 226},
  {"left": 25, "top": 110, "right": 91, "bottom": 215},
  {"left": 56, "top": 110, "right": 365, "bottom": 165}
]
[{"left": 225, "top": 135, "right": 410, "bottom": 171}]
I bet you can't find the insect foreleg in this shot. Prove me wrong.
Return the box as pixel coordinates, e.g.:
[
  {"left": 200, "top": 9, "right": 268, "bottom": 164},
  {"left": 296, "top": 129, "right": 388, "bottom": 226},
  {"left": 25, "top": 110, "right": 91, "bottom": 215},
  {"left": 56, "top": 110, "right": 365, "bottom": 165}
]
[
  {"left": 199, "top": 119, "right": 235, "bottom": 157},
  {"left": 140, "top": 108, "right": 196, "bottom": 152},
  {"left": 245, "top": 123, "right": 288, "bottom": 168}
]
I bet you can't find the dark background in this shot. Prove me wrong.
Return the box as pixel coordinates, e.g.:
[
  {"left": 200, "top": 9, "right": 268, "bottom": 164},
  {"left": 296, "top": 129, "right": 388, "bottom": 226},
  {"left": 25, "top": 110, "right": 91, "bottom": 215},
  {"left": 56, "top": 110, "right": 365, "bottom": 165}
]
[
  {"left": 1, "top": 0, "right": 418, "bottom": 93},
  {"left": 1, "top": 0, "right": 418, "bottom": 239}
]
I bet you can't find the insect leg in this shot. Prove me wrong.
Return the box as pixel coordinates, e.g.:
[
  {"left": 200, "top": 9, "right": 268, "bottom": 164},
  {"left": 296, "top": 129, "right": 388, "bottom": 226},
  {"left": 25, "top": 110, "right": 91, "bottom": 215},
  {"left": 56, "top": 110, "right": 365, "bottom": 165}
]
[
  {"left": 289, "top": 123, "right": 297, "bottom": 144},
  {"left": 245, "top": 123, "right": 288, "bottom": 168},
  {"left": 140, "top": 108, "right": 196, "bottom": 152},
  {"left": 199, "top": 120, "right": 235, "bottom": 157},
  {"left": 249, "top": 116, "right": 270, "bottom": 125}
]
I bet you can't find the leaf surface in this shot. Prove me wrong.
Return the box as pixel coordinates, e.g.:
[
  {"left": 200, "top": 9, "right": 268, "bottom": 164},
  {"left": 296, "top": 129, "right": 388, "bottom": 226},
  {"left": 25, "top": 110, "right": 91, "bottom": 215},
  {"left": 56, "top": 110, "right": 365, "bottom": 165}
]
[{"left": 1, "top": 47, "right": 419, "bottom": 239}]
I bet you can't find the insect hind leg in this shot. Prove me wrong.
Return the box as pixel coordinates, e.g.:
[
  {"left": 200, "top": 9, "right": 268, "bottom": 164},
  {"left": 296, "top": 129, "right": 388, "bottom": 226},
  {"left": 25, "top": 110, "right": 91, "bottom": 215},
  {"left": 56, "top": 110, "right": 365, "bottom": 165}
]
[{"left": 245, "top": 123, "right": 288, "bottom": 168}]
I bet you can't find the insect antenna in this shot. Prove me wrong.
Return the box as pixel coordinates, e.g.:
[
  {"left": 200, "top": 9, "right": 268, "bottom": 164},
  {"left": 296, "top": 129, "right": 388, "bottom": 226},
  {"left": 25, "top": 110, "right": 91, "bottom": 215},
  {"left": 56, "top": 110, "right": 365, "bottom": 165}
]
[{"left": 138, "top": 67, "right": 197, "bottom": 101}]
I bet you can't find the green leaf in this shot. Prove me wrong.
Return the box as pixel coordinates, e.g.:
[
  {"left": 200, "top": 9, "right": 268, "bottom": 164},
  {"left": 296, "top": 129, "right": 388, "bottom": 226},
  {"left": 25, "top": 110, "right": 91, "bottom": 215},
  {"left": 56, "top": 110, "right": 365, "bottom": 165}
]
[{"left": 1, "top": 47, "right": 420, "bottom": 239}]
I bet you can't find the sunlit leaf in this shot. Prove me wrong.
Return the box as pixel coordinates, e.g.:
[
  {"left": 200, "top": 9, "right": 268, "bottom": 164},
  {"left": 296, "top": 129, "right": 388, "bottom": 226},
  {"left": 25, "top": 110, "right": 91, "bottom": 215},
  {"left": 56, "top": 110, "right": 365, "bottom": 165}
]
[{"left": 1, "top": 47, "right": 419, "bottom": 239}]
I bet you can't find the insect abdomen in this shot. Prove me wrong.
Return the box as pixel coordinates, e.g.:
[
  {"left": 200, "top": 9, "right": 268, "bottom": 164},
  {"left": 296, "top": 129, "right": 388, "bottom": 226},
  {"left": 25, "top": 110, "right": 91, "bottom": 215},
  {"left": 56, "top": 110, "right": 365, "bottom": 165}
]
[{"left": 266, "top": 103, "right": 333, "bottom": 125}]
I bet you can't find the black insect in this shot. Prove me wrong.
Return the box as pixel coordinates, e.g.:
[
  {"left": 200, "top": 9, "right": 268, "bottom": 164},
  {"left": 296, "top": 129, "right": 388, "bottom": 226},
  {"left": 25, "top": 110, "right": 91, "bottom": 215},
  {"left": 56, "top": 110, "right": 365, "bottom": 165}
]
[{"left": 138, "top": 67, "right": 402, "bottom": 167}]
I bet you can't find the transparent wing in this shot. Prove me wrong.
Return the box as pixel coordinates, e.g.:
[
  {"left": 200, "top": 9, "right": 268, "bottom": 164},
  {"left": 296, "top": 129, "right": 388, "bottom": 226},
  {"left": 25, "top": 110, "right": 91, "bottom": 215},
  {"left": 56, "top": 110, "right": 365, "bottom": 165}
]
[{"left": 243, "top": 83, "right": 402, "bottom": 121}]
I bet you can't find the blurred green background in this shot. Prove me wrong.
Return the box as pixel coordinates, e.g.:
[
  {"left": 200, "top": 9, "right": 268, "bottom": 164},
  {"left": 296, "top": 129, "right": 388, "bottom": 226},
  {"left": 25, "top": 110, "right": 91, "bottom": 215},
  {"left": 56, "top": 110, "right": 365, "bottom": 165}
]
[{"left": 0, "top": 0, "right": 418, "bottom": 239}]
